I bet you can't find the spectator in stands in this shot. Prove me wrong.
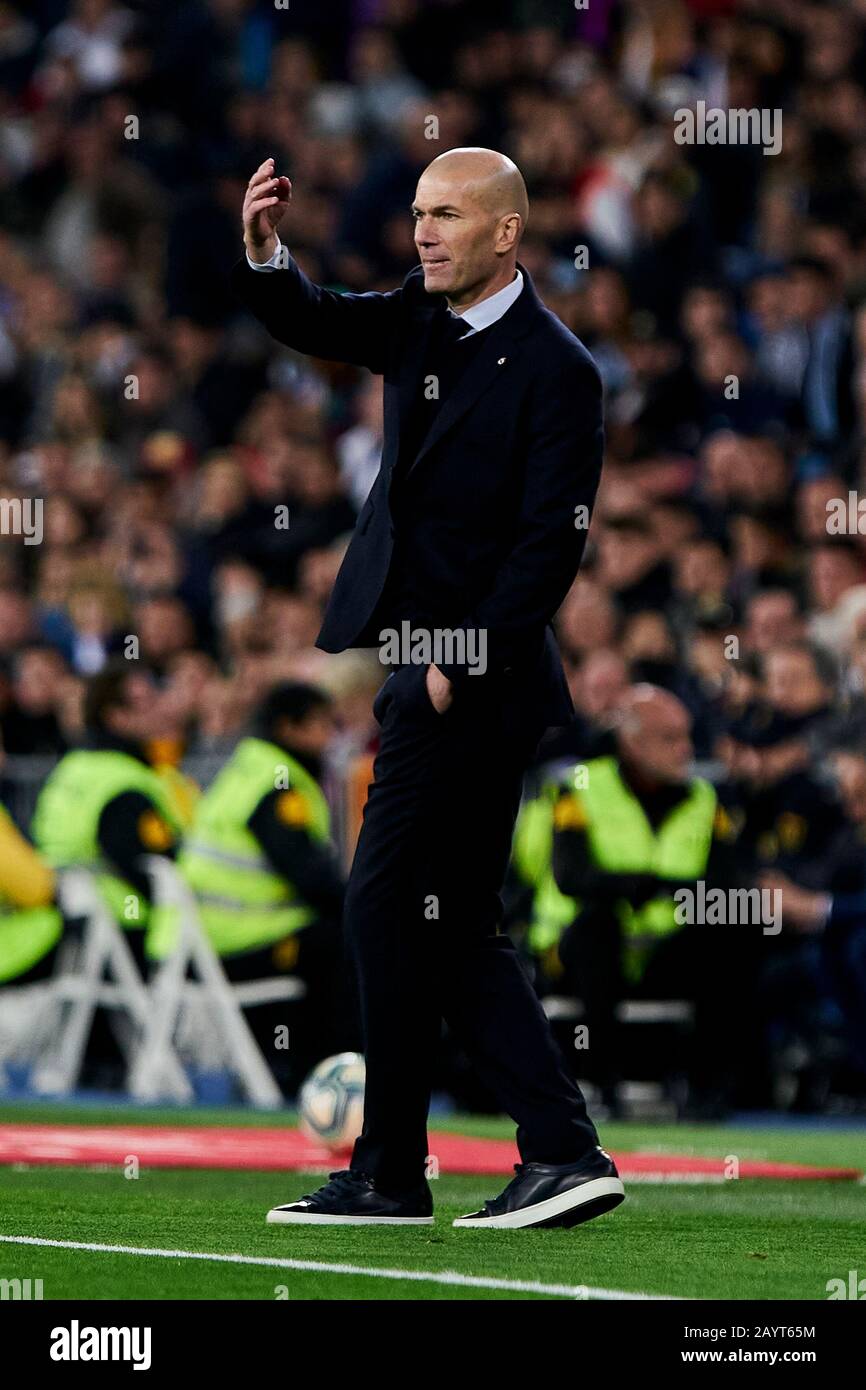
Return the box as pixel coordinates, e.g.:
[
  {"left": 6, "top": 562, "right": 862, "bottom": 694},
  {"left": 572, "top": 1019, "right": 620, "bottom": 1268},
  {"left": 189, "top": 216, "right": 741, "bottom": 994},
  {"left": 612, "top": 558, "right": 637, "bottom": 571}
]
[
  {"left": 786, "top": 255, "right": 858, "bottom": 474},
  {"left": 719, "top": 642, "right": 844, "bottom": 881},
  {"left": 761, "top": 749, "right": 866, "bottom": 1089},
  {"left": 535, "top": 647, "right": 628, "bottom": 770},
  {"left": 0, "top": 645, "right": 69, "bottom": 755}
]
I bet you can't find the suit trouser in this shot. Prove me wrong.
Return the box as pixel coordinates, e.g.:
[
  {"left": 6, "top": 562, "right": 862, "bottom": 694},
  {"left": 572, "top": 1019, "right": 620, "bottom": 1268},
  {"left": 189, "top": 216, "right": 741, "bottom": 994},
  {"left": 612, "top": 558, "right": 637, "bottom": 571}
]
[{"left": 346, "top": 661, "right": 600, "bottom": 1192}]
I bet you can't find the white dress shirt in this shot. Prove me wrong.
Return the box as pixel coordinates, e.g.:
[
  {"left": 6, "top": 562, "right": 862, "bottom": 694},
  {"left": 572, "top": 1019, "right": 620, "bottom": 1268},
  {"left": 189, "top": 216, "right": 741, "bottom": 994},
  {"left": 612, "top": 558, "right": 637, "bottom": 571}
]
[{"left": 246, "top": 237, "right": 524, "bottom": 337}]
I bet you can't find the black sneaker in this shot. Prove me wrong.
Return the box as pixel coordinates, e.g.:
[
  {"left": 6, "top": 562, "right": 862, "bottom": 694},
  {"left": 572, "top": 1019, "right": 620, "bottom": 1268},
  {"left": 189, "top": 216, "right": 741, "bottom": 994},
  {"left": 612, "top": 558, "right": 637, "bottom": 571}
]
[
  {"left": 266, "top": 1169, "right": 434, "bottom": 1225},
  {"left": 453, "top": 1146, "right": 624, "bottom": 1230}
]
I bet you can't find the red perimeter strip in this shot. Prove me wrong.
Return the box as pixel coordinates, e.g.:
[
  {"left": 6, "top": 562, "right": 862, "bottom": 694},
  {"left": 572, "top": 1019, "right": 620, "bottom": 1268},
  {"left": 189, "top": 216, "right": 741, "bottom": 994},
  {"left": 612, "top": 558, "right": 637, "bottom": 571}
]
[{"left": 0, "top": 1124, "right": 860, "bottom": 1181}]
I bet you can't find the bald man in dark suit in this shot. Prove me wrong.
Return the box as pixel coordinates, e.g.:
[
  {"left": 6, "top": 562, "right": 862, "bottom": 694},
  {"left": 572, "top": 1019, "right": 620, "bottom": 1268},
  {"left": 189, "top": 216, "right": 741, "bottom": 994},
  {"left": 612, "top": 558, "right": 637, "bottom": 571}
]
[{"left": 234, "top": 147, "right": 623, "bottom": 1230}]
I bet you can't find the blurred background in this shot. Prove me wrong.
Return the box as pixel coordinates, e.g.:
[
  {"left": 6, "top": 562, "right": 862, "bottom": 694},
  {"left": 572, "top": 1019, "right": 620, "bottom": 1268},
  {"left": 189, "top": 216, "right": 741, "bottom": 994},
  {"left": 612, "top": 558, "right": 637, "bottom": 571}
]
[{"left": 3, "top": 0, "right": 866, "bottom": 1118}]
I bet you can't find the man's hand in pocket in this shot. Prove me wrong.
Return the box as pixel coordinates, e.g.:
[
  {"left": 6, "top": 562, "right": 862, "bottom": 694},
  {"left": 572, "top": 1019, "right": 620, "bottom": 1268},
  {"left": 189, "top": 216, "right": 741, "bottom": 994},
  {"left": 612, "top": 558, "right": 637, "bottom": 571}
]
[{"left": 426, "top": 663, "right": 453, "bottom": 713}]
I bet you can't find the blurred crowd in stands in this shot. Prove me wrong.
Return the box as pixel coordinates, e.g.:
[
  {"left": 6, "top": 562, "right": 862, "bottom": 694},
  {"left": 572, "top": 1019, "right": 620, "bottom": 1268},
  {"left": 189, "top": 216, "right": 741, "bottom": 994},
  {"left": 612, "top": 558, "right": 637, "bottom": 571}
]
[{"left": 4, "top": 0, "right": 866, "bottom": 1107}]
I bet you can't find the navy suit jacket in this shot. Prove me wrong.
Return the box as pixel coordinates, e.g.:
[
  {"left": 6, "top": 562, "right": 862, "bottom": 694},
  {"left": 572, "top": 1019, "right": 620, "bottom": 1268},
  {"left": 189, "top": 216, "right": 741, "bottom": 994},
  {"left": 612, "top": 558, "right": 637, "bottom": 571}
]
[{"left": 230, "top": 254, "right": 604, "bottom": 726}]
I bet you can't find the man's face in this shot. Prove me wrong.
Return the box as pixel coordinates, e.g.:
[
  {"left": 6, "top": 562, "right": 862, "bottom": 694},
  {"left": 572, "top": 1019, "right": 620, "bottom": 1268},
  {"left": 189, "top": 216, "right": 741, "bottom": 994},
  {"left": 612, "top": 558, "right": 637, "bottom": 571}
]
[
  {"left": 833, "top": 752, "right": 866, "bottom": 823},
  {"left": 107, "top": 673, "right": 166, "bottom": 743},
  {"left": 765, "top": 651, "right": 828, "bottom": 717},
  {"left": 412, "top": 169, "right": 503, "bottom": 303},
  {"left": 809, "top": 548, "right": 862, "bottom": 611},
  {"left": 597, "top": 526, "right": 658, "bottom": 589},
  {"left": 676, "top": 540, "right": 726, "bottom": 596},
  {"left": 746, "top": 593, "right": 800, "bottom": 652},
  {"left": 578, "top": 654, "right": 628, "bottom": 718},
  {"left": 621, "top": 705, "right": 693, "bottom": 784},
  {"left": 277, "top": 708, "right": 335, "bottom": 759},
  {"left": 786, "top": 270, "right": 829, "bottom": 323},
  {"left": 15, "top": 650, "right": 62, "bottom": 712}
]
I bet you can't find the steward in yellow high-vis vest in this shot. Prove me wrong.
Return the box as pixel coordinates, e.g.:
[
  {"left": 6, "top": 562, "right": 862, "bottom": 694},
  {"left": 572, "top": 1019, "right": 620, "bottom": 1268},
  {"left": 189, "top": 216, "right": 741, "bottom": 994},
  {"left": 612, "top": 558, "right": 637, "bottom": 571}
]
[
  {"left": 169, "top": 734, "right": 334, "bottom": 958},
  {"left": 550, "top": 753, "right": 717, "bottom": 982},
  {"left": 171, "top": 682, "right": 353, "bottom": 1095},
  {"left": 544, "top": 686, "right": 753, "bottom": 1113},
  {"left": 0, "top": 801, "right": 63, "bottom": 984},
  {"left": 170, "top": 684, "right": 346, "bottom": 961},
  {"left": 31, "top": 666, "right": 182, "bottom": 966}
]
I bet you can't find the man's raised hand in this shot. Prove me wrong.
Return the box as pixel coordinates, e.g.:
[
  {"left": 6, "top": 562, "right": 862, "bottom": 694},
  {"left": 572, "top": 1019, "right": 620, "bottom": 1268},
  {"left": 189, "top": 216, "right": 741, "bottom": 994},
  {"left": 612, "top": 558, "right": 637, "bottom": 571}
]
[{"left": 243, "top": 158, "right": 292, "bottom": 263}]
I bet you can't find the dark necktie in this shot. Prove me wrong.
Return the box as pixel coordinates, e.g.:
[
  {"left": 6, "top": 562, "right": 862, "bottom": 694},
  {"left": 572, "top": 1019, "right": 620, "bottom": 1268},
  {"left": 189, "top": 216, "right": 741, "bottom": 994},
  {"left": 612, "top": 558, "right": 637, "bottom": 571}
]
[{"left": 443, "top": 310, "right": 473, "bottom": 345}]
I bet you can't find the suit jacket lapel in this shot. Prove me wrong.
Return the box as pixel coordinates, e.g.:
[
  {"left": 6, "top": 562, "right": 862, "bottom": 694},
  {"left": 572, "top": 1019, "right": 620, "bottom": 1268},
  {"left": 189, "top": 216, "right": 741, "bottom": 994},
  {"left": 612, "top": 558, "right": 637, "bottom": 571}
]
[
  {"left": 404, "top": 315, "right": 525, "bottom": 482},
  {"left": 401, "top": 266, "right": 538, "bottom": 483},
  {"left": 385, "top": 305, "right": 437, "bottom": 486}
]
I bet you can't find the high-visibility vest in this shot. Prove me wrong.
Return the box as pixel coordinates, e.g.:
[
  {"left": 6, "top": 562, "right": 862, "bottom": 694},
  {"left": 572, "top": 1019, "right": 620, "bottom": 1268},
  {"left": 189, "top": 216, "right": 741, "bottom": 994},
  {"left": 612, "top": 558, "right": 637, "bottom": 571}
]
[
  {"left": 0, "top": 804, "right": 63, "bottom": 983},
  {"left": 170, "top": 737, "right": 332, "bottom": 960},
  {"left": 152, "top": 764, "right": 200, "bottom": 831},
  {"left": 513, "top": 783, "right": 578, "bottom": 959},
  {"left": 525, "top": 756, "right": 717, "bottom": 982},
  {"left": 31, "top": 749, "right": 182, "bottom": 953}
]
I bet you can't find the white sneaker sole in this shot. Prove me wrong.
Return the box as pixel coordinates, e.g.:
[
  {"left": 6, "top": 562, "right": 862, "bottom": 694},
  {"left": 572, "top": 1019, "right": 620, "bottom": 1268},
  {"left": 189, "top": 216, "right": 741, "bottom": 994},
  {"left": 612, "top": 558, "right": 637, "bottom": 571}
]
[
  {"left": 267, "top": 1209, "right": 434, "bottom": 1226},
  {"left": 453, "top": 1175, "right": 625, "bottom": 1230}
]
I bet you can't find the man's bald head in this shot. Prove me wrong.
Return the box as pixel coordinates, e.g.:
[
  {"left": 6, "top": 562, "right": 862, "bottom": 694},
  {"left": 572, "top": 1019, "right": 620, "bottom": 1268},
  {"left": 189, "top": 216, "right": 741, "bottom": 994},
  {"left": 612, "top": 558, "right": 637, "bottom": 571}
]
[
  {"left": 615, "top": 683, "right": 693, "bottom": 785},
  {"left": 412, "top": 147, "right": 529, "bottom": 310},
  {"left": 422, "top": 148, "right": 529, "bottom": 227},
  {"left": 619, "top": 684, "right": 686, "bottom": 734}
]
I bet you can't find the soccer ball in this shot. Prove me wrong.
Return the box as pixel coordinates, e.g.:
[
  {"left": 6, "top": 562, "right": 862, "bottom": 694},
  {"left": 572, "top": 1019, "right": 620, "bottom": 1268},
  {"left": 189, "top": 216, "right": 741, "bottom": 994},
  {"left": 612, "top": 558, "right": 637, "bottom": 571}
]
[{"left": 298, "top": 1052, "right": 366, "bottom": 1151}]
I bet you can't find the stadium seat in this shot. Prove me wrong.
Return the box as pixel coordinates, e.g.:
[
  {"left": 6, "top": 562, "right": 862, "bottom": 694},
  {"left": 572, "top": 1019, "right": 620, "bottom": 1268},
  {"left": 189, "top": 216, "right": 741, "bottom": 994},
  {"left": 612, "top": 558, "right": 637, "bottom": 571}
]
[
  {"left": 23, "top": 869, "right": 192, "bottom": 1101},
  {"left": 0, "top": 981, "right": 55, "bottom": 1091},
  {"left": 541, "top": 995, "right": 695, "bottom": 1118},
  {"left": 135, "top": 856, "right": 305, "bottom": 1108},
  {"left": 541, "top": 996, "right": 695, "bottom": 1025}
]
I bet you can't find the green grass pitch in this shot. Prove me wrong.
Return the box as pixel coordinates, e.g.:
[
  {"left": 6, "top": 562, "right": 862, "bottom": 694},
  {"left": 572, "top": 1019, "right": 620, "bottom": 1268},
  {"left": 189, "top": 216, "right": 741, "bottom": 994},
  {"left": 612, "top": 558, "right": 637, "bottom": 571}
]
[{"left": 0, "top": 1103, "right": 863, "bottom": 1300}]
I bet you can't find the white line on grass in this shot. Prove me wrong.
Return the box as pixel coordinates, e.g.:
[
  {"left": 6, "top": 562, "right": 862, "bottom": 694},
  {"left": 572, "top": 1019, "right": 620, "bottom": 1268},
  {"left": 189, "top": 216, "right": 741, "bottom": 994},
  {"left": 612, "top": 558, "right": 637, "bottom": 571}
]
[{"left": 0, "top": 1234, "right": 678, "bottom": 1300}]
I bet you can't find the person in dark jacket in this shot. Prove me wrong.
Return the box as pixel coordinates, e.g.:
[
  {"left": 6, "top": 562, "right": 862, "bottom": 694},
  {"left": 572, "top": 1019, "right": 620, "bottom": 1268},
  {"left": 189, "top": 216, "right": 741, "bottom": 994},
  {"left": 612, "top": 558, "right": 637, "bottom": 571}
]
[{"left": 232, "top": 146, "right": 619, "bottom": 1230}]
